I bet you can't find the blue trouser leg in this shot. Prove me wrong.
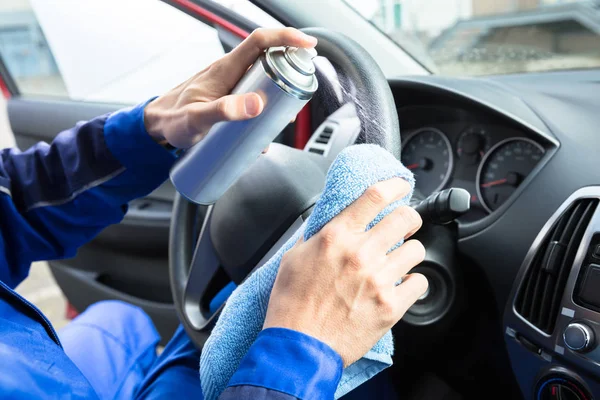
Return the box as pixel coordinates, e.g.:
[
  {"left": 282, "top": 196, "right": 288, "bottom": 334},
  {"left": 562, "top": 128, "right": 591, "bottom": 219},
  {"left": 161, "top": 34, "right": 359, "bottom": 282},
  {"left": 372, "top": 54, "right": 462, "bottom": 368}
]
[
  {"left": 58, "top": 300, "right": 160, "bottom": 400},
  {"left": 134, "top": 325, "right": 204, "bottom": 399},
  {"left": 59, "top": 300, "right": 203, "bottom": 399},
  {"left": 132, "top": 284, "right": 235, "bottom": 398}
]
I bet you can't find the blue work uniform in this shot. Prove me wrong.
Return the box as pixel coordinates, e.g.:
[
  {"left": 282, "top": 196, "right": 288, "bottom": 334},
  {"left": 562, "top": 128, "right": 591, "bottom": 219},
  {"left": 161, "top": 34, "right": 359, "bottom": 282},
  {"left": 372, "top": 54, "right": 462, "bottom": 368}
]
[{"left": 0, "top": 101, "right": 345, "bottom": 399}]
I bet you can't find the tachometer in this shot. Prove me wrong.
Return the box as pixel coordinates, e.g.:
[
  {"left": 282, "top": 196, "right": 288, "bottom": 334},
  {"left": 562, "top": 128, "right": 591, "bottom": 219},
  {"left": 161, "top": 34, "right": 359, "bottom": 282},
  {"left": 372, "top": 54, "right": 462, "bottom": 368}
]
[
  {"left": 476, "top": 138, "right": 544, "bottom": 213},
  {"left": 401, "top": 128, "right": 453, "bottom": 196}
]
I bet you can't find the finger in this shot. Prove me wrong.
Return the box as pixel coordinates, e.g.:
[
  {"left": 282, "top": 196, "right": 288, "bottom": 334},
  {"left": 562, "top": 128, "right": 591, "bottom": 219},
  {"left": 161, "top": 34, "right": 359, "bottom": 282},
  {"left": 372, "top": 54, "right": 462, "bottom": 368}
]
[
  {"left": 331, "top": 178, "right": 411, "bottom": 232},
  {"left": 192, "top": 92, "right": 264, "bottom": 126},
  {"left": 393, "top": 273, "right": 429, "bottom": 317},
  {"left": 367, "top": 206, "right": 422, "bottom": 252},
  {"left": 223, "top": 28, "right": 317, "bottom": 83},
  {"left": 381, "top": 240, "right": 426, "bottom": 283}
]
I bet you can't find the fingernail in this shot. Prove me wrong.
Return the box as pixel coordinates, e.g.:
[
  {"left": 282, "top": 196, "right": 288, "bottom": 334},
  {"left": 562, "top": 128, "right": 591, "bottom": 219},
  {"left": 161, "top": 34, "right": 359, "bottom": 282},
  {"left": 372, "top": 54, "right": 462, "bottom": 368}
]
[
  {"left": 245, "top": 94, "right": 261, "bottom": 117},
  {"left": 301, "top": 33, "right": 318, "bottom": 46}
]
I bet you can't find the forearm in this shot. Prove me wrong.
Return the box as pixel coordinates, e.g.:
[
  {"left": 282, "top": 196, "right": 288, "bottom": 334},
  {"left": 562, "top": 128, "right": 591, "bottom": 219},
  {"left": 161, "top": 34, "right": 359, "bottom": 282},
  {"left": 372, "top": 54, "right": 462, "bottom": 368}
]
[
  {"left": 217, "top": 328, "right": 343, "bottom": 400},
  {"left": 0, "top": 100, "right": 175, "bottom": 288}
]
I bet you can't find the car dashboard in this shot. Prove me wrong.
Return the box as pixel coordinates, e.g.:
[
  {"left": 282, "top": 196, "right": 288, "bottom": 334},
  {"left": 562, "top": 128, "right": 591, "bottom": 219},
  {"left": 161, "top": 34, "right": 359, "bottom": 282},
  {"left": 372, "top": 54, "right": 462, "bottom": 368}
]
[
  {"left": 386, "top": 71, "right": 600, "bottom": 400},
  {"left": 398, "top": 105, "right": 546, "bottom": 223},
  {"left": 309, "top": 69, "right": 600, "bottom": 399}
]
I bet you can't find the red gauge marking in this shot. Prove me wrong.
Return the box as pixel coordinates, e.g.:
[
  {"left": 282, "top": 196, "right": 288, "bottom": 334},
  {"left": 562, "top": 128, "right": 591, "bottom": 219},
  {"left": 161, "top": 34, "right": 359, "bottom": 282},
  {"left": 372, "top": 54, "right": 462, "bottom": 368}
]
[
  {"left": 406, "top": 163, "right": 419, "bottom": 170},
  {"left": 481, "top": 178, "right": 508, "bottom": 188}
]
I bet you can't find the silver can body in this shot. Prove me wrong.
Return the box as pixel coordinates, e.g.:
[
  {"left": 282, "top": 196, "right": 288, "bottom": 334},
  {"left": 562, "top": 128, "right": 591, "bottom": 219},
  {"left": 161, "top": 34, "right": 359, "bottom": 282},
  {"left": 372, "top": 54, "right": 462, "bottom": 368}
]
[{"left": 170, "top": 47, "right": 318, "bottom": 205}]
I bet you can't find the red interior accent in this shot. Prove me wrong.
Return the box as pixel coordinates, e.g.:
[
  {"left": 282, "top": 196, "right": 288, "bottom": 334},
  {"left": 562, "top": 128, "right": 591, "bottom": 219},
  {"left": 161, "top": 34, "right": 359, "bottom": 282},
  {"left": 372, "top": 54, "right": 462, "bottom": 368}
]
[
  {"left": 294, "top": 105, "right": 312, "bottom": 149},
  {"left": 0, "top": 76, "right": 11, "bottom": 99},
  {"left": 170, "top": 0, "right": 248, "bottom": 39},
  {"left": 170, "top": 0, "right": 312, "bottom": 149},
  {"left": 65, "top": 302, "right": 79, "bottom": 320}
]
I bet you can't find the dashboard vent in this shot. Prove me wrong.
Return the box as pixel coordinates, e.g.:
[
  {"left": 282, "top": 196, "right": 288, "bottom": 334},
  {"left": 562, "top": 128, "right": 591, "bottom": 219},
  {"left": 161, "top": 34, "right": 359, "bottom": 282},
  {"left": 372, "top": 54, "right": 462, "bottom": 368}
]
[
  {"left": 306, "top": 125, "right": 335, "bottom": 156},
  {"left": 515, "top": 198, "right": 598, "bottom": 334}
]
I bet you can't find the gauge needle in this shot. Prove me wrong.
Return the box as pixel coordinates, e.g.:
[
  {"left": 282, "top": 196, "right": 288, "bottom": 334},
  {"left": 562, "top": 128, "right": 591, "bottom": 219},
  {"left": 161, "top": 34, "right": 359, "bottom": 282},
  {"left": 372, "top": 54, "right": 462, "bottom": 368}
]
[
  {"left": 481, "top": 178, "right": 508, "bottom": 188},
  {"left": 406, "top": 158, "right": 432, "bottom": 171}
]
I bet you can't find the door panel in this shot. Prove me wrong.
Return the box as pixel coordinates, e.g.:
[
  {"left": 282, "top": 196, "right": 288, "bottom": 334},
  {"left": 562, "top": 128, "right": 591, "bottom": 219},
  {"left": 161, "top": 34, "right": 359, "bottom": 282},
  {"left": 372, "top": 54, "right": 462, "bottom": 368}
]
[
  {"left": 8, "top": 98, "right": 179, "bottom": 342},
  {"left": 8, "top": 98, "right": 124, "bottom": 145},
  {"left": 50, "top": 260, "right": 178, "bottom": 342}
]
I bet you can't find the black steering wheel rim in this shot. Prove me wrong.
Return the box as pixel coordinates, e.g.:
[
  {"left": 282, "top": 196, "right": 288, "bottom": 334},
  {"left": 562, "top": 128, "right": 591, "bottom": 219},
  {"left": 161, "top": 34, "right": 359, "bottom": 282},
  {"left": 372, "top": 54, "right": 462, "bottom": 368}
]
[{"left": 169, "top": 28, "right": 400, "bottom": 348}]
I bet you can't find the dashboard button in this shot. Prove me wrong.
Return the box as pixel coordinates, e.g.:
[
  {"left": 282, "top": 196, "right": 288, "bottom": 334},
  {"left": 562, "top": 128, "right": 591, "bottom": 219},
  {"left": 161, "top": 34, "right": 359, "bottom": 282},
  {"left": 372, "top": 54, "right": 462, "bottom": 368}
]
[{"left": 563, "top": 322, "right": 594, "bottom": 352}]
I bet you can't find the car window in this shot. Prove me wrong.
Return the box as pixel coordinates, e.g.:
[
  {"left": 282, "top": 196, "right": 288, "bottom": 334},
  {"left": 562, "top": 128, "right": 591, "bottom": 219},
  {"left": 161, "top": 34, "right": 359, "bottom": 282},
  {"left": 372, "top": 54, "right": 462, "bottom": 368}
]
[
  {"left": 343, "top": 0, "right": 600, "bottom": 76},
  {"left": 0, "top": 0, "right": 280, "bottom": 104}
]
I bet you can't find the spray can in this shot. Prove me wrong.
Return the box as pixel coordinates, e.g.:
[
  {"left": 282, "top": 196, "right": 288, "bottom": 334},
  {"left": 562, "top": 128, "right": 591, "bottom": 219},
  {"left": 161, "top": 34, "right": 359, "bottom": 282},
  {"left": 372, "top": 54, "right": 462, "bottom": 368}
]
[{"left": 169, "top": 46, "right": 319, "bottom": 205}]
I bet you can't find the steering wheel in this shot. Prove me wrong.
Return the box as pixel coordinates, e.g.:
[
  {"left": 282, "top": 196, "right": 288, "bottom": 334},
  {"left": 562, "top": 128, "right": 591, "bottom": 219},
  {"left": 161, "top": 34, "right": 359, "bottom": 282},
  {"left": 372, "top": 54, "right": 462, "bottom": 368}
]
[{"left": 169, "top": 28, "right": 401, "bottom": 348}]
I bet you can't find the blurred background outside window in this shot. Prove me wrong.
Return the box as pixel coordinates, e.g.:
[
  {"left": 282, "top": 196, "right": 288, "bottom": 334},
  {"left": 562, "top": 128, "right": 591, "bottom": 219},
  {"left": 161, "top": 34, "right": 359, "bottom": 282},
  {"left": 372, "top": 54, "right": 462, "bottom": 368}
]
[
  {"left": 3, "top": 0, "right": 599, "bottom": 103},
  {"left": 0, "top": 0, "right": 280, "bottom": 102},
  {"left": 345, "top": 0, "right": 600, "bottom": 76}
]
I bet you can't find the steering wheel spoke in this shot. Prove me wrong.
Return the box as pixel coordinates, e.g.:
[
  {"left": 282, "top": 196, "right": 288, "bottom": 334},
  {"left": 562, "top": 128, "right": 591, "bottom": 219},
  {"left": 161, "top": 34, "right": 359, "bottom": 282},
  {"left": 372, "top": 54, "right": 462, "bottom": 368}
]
[{"left": 181, "top": 207, "right": 221, "bottom": 331}]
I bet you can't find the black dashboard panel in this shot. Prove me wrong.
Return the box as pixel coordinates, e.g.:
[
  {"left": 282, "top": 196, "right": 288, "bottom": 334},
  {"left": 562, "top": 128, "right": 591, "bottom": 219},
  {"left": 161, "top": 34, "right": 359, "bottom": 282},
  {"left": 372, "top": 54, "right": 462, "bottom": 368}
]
[{"left": 389, "top": 70, "right": 600, "bottom": 400}]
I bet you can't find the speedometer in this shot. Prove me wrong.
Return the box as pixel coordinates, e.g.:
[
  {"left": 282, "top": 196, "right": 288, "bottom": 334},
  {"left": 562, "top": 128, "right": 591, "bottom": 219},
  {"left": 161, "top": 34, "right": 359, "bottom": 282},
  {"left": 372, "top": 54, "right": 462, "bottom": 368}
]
[
  {"left": 401, "top": 128, "right": 453, "bottom": 196},
  {"left": 476, "top": 138, "right": 544, "bottom": 213}
]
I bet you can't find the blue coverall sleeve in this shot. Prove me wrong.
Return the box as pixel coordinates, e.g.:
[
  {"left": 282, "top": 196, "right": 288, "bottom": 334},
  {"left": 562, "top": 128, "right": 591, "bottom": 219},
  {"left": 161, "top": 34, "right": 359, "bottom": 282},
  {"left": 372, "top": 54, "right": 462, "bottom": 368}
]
[
  {"left": 219, "top": 328, "right": 343, "bottom": 400},
  {"left": 0, "top": 101, "right": 176, "bottom": 288},
  {"left": 0, "top": 100, "right": 344, "bottom": 399}
]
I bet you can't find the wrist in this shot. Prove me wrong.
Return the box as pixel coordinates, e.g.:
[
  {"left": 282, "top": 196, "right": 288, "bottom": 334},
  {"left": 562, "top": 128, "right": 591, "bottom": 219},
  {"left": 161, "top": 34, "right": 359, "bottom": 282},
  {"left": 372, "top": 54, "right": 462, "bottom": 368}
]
[
  {"left": 143, "top": 97, "right": 165, "bottom": 143},
  {"left": 103, "top": 100, "right": 177, "bottom": 182}
]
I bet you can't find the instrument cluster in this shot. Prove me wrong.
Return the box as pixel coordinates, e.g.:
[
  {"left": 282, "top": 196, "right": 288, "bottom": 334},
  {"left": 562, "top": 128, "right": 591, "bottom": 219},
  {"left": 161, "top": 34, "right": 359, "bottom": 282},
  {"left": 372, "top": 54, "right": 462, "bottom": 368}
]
[{"left": 399, "top": 108, "right": 545, "bottom": 222}]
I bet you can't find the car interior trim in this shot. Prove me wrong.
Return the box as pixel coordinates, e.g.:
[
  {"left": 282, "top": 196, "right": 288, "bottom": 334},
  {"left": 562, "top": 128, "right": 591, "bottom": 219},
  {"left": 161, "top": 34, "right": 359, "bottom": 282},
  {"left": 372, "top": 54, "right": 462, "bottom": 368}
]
[
  {"left": 392, "top": 77, "right": 560, "bottom": 148},
  {"left": 167, "top": 0, "right": 249, "bottom": 39},
  {"left": 0, "top": 55, "right": 16, "bottom": 98},
  {"left": 507, "top": 186, "right": 600, "bottom": 377}
]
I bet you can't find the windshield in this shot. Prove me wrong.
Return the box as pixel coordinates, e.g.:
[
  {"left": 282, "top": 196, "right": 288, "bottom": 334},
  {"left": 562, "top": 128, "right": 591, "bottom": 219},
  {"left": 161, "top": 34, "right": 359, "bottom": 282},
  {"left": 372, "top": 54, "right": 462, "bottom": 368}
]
[{"left": 343, "top": 0, "right": 600, "bottom": 76}]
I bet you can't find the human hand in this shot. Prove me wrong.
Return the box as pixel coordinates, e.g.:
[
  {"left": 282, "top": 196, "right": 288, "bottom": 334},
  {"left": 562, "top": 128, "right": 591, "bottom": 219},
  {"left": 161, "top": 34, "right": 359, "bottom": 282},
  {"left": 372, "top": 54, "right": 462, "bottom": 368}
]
[
  {"left": 143, "top": 28, "right": 317, "bottom": 149},
  {"left": 263, "top": 178, "right": 428, "bottom": 367}
]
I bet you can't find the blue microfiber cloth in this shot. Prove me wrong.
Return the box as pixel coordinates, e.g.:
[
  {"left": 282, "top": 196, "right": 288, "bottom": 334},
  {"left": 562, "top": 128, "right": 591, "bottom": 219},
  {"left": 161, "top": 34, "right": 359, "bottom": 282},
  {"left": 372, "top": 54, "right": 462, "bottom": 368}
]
[{"left": 200, "top": 144, "right": 415, "bottom": 399}]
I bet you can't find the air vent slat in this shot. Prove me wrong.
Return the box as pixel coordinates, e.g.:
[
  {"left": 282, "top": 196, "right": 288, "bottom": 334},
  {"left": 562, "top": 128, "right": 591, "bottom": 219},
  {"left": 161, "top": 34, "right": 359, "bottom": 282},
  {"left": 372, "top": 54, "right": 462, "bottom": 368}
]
[
  {"left": 546, "top": 201, "right": 597, "bottom": 331},
  {"left": 516, "top": 198, "right": 598, "bottom": 334},
  {"left": 536, "top": 203, "right": 586, "bottom": 331},
  {"left": 524, "top": 235, "right": 553, "bottom": 322},
  {"left": 518, "top": 231, "right": 552, "bottom": 319},
  {"left": 526, "top": 259, "right": 545, "bottom": 323}
]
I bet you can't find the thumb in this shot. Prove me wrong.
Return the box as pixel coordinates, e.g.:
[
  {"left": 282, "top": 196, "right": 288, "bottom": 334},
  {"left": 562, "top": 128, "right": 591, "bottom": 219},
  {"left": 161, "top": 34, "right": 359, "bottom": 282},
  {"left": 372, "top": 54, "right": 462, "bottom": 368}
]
[{"left": 198, "top": 93, "right": 264, "bottom": 126}]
